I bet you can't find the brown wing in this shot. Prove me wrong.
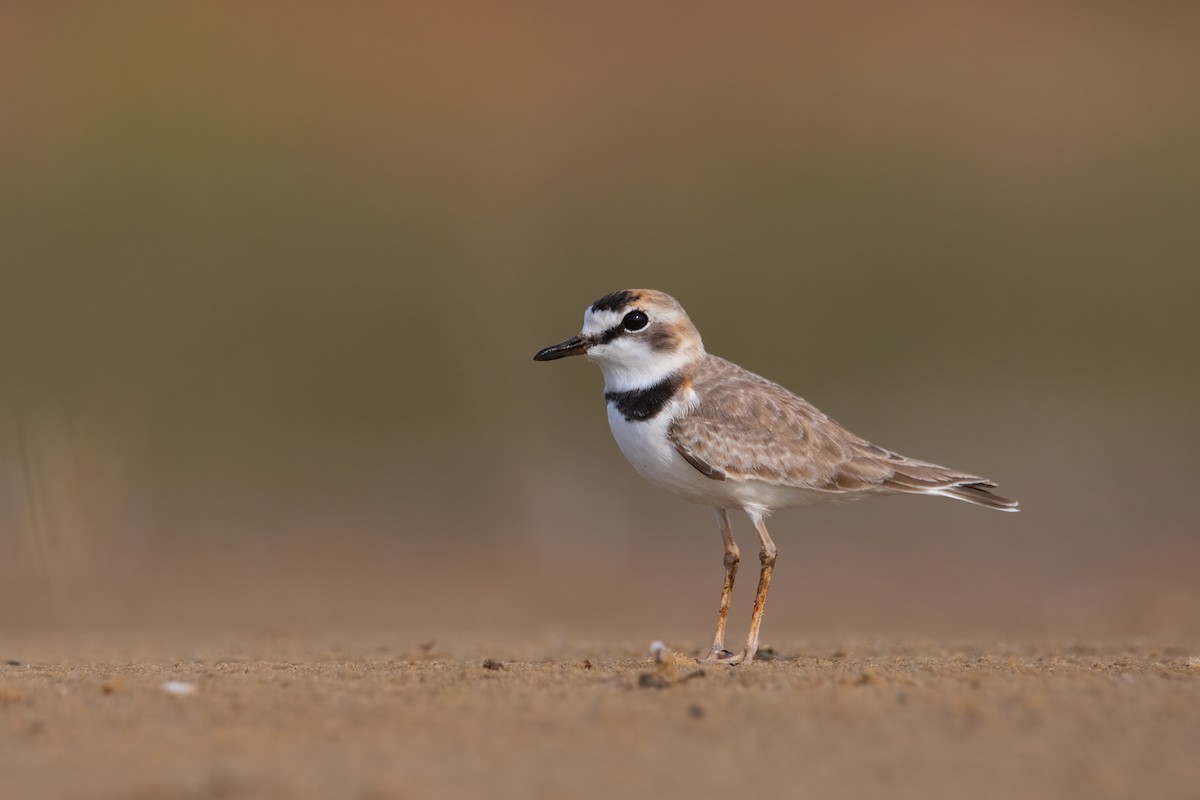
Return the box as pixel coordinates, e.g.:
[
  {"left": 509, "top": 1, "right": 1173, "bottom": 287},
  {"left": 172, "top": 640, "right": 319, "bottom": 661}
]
[
  {"left": 669, "top": 356, "right": 1017, "bottom": 509},
  {"left": 668, "top": 356, "right": 871, "bottom": 488}
]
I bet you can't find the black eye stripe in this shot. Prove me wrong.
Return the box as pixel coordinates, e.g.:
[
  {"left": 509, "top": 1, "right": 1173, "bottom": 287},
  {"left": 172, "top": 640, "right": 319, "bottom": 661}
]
[{"left": 597, "top": 325, "right": 624, "bottom": 345}]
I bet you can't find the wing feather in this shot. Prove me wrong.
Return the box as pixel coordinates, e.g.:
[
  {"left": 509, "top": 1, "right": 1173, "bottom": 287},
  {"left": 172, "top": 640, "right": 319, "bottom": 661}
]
[{"left": 667, "top": 356, "right": 1017, "bottom": 510}]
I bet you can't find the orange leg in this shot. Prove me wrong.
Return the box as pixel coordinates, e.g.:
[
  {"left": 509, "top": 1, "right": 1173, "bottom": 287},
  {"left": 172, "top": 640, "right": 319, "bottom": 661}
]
[
  {"left": 702, "top": 508, "right": 739, "bottom": 661},
  {"left": 715, "top": 511, "right": 777, "bottom": 666}
]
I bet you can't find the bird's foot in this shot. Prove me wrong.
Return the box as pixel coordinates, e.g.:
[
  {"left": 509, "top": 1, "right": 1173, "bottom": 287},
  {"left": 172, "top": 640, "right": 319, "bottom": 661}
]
[
  {"left": 703, "top": 647, "right": 751, "bottom": 666},
  {"left": 701, "top": 646, "right": 734, "bottom": 663}
]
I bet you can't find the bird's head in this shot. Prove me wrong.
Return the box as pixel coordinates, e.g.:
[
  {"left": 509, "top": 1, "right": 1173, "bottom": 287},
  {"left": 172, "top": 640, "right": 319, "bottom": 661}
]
[{"left": 533, "top": 289, "right": 705, "bottom": 390}]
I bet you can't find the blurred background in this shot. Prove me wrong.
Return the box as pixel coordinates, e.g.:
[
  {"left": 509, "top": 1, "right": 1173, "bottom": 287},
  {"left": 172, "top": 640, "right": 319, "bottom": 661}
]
[{"left": 2, "top": 2, "right": 1197, "bottom": 643}]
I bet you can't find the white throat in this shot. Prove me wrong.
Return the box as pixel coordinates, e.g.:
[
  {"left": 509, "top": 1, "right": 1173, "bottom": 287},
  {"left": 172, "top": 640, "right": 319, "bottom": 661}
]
[{"left": 588, "top": 346, "right": 702, "bottom": 392}]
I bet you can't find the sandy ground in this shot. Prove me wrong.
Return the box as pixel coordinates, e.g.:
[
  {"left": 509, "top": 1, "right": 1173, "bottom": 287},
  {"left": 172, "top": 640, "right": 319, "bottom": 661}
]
[{"left": 2, "top": 634, "right": 1198, "bottom": 800}]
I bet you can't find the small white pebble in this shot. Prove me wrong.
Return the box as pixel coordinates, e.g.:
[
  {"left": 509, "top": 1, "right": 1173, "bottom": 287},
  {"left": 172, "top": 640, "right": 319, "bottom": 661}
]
[
  {"left": 161, "top": 681, "right": 196, "bottom": 696},
  {"left": 1187, "top": 657, "right": 1200, "bottom": 668},
  {"left": 650, "top": 641, "right": 668, "bottom": 663}
]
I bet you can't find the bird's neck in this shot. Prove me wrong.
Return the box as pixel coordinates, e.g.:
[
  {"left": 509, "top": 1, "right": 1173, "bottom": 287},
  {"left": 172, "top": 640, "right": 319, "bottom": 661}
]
[{"left": 595, "top": 350, "right": 704, "bottom": 394}]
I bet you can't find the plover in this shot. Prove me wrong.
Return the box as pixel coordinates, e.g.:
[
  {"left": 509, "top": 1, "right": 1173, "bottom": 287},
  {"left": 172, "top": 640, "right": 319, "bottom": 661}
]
[{"left": 534, "top": 289, "right": 1018, "bottom": 665}]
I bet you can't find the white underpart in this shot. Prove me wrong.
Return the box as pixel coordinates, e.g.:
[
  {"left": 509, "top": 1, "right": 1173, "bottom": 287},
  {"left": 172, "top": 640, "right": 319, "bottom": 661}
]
[{"left": 606, "top": 389, "right": 720, "bottom": 507}]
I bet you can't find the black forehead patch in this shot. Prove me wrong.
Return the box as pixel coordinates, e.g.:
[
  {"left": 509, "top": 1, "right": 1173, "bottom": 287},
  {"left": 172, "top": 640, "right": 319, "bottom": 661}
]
[{"left": 590, "top": 290, "right": 638, "bottom": 313}]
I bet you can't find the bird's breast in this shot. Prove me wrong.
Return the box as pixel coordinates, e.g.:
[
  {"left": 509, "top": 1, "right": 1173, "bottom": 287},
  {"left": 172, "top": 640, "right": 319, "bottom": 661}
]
[{"left": 604, "top": 391, "right": 730, "bottom": 507}]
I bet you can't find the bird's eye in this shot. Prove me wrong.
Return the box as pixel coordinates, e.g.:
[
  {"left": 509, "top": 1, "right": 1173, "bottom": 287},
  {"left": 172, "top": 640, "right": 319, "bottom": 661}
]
[{"left": 622, "top": 310, "right": 649, "bottom": 331}]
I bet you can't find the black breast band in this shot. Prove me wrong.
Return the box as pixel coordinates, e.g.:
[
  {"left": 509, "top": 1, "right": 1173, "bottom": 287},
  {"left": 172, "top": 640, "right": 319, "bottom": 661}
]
[{"left": 605, "top": 373, "right": 684, "bottom": 422}]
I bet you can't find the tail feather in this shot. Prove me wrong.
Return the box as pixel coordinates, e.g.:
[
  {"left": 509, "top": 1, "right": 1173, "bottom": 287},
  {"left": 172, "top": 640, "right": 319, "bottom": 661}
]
[
  {"left": 933, "top": 483, "right": 1020, "bottom": 512},
  {"left": 878, "top": 459, "right": 1019, "bottom": 512}
]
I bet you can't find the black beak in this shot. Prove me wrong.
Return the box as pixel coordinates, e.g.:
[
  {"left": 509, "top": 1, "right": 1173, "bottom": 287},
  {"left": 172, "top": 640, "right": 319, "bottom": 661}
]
[{"left": 533, "top": 335, "right": 590, "bottom": 361}]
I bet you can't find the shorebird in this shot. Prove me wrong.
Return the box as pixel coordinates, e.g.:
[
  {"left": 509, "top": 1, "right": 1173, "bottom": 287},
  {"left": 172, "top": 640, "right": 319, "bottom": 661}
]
[{"left": 534, "top": 289, "right": 1017, "bottom": 664}]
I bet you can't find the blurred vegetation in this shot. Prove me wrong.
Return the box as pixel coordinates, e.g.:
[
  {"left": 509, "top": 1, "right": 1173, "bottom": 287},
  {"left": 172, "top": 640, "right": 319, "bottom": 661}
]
[{"left": 1, "top": 3, "right": 1197, "bottom": 636}]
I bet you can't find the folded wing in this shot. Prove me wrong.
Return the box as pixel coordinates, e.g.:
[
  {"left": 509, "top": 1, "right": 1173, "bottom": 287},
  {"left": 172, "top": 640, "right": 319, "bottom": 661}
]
[{"left": 668, "top": 357, "right": 1018, "bottom": 511}]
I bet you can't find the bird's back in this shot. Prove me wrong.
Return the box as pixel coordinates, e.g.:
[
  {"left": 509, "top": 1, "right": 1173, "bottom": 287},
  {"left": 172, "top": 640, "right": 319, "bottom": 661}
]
[{"left": 670, "top": 355, "right": 1018, "bottom": 511}]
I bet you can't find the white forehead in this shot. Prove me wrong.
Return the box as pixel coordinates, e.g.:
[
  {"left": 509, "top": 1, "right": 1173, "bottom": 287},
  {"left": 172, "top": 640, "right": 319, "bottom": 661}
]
[{"left": 581, "top": 307, "right": 624, "bottom": 335}]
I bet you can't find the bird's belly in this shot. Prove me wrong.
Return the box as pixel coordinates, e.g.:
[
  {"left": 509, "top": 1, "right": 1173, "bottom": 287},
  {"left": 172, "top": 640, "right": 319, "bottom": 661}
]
[{"left": 606, "top": 405, "right": 738, "bottom": 507}]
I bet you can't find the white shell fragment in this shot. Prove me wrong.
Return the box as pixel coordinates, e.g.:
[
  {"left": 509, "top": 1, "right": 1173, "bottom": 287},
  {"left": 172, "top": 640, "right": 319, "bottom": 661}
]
[{"left": 161, "top": 681, "right": 196, "bottom": 695}]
